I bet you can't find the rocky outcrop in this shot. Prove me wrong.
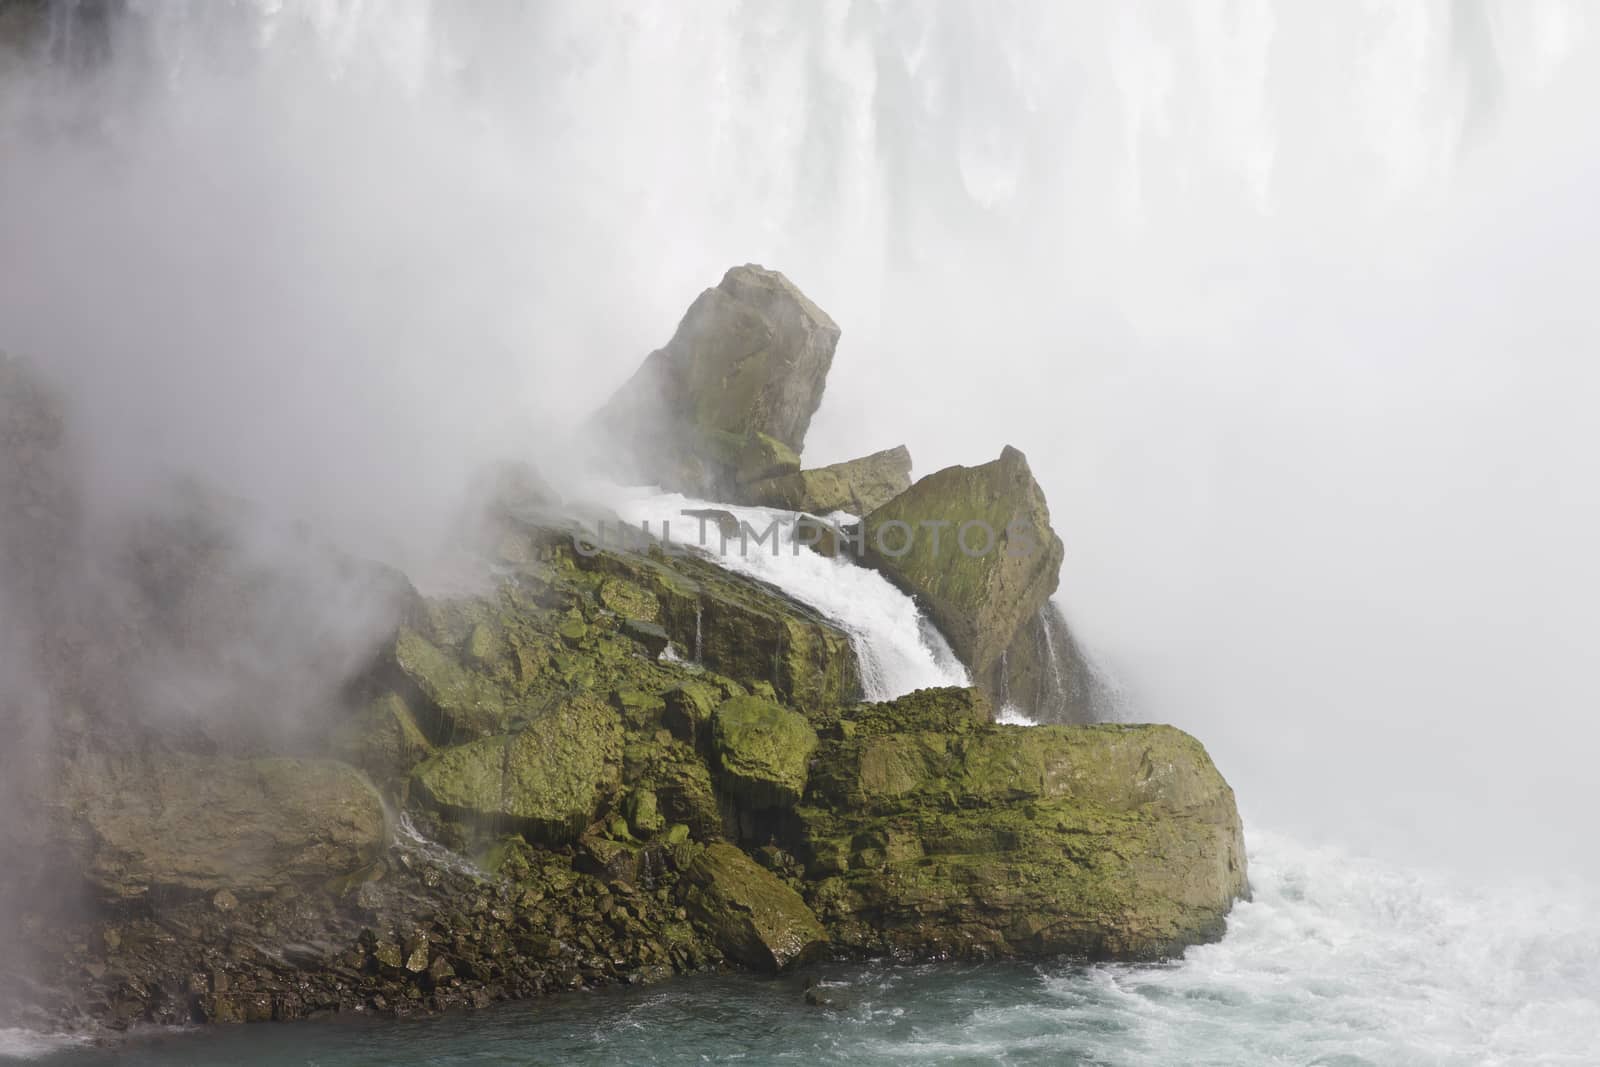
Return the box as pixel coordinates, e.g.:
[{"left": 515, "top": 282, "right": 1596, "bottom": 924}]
[
  {"left": 858, "top": 446, "right": 1065, "bottom": 710},
  {"left": 593, "top": 265, "right": 839, "bottom": 497},
  {"left": 0, "top": 267, "right": 1248, "bottom": 1038},
  {"left": 743, "top": 444, "right": 913, "bottom": 516},
  {"left": 682, "top": 843, "right": 828, "bottom": 972},
  {"left": 796, "top": 688, "right": 1248, "bottom": 960}
]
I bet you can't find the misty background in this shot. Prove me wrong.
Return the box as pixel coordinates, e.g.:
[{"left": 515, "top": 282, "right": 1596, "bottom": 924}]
[{"left": 2, "top": 1, "right": 1596, "bottom": 882}]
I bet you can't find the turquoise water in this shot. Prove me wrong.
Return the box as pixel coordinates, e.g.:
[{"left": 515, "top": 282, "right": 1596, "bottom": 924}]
[{"left": 11, "top": 832, "right": 1599, "bottom": 1066}]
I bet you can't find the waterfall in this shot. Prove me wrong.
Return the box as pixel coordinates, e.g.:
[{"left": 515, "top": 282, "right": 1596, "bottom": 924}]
[{"left": 605, "top": 488, "right": 968, "bottom": 703}]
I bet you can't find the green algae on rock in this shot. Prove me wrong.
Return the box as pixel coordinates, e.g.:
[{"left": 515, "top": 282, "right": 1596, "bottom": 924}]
[
  {"left": 796, "top": 698, "right": 1249, "bottom": 961},
  {"left": 410, "top": 696, "right": 622, "bottom": 843},
  {"left": 710, "top": 695, "right": 819, "bottom": 809},
  {"left": 682, "top": 843, "right": 828, "bottom": 972},
  {"left": 0, "top": 266, "right": 1254, "bottom": 1035}
]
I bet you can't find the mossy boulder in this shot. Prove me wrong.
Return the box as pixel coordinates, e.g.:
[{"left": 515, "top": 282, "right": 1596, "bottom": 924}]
[
  {"left": 641, "top": 743, "right": 725, "bottom": 841},
  {"left": 66, "top": 753, "right": 386, "bottom": 900},
  {"left": 410, "top": 696, "right": 622, "bottom": 843},
  {"left": 682, "top": 843, "right": 828, "bottom": 972},
  {"left": 591, "top": 265, "right": 839, "bottom": 496},
  {"left": 389, "top": 626, "right": 511, "bottom": 743},
  {"left": 662, "top": 681, "right": 719, "bottom": 747},
  {"left": 743, "top": 445, "right": 913, "bottom": 516},
  {"left": 710, "top": 696, "right": 819, "bottom": 810},
  {"left": 796, "top": 711, "right": 1248, "bottom": 961},
  {"left": 859, "top": 446, "right": 1065, "bottom": 711}
]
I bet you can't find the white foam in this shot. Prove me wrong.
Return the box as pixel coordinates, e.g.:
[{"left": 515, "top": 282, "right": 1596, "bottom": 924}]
[
  {"left": 995, "top": 704, "right": 1039, "bottom": 725},
  {"left": 0, "top": 1028, "right": 89, "bottom": 1060},
  {"left": 1030, "top": 830, "right": 1600, "bottom": 1065}
]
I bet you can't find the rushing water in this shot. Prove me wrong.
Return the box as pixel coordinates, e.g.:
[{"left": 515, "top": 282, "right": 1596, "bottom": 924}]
[
  {"left": 603, "top": 487, "right": 970, "bottom": 702},
  {"left": 11, "top": 832, "right": 1598, "bottom": 1066}
]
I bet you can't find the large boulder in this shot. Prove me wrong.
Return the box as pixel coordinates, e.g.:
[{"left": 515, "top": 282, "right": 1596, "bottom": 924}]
[
  {"left": 682, "top": 843, "right": 828, "bottom": 972},
  {"left": 797, "top": 695, "right": 1249, "bottom": 960},
  {"left": 592, "top": 265, "right": 840, "bottom": 496},
  {"left": 742, "top": 444, "right": 913, "bottom": 516},
  {"left": 67, "top": 753, "right": 387, "bottom": 900},
  {"left": 410, "top": 696, "right": 623, "bottom": 843},
  {"left": 858, "top": 446, "right": 1064, "bottom": 710},
  {"left": 710, "top": 695, "right": 818, "bottom": 809}
]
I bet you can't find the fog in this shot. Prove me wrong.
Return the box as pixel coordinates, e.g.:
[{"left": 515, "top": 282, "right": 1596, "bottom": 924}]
[{"left": 2, "top": 1, "right": 1597, "bottom": 881}]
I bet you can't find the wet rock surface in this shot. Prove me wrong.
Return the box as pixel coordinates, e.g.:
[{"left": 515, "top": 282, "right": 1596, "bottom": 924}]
[{"left": 0, "top": 274, "right": 1245, "bottom": 1043}]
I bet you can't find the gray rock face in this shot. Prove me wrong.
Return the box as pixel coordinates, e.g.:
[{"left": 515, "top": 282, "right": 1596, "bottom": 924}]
[
  {"left": 996, "top": 602, "right": 1112, "bottom": 724},
  {"left": 593, "top": 265, "right": 840, "bottom": 496}
]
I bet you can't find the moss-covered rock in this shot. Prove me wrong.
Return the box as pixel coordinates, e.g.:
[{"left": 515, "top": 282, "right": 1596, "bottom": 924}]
[
  {"left": 390, "top": 627, "right": 511, "bottom": 743},
  {"left": 735, "top": 431, "right": 802, "bottom": 485},
  {"left": 859, "top": 446, "right": 1065, "bottom": 711},
  {"left": 662, "top": 681, "right": 719, "bottom": 747},
  {"left": 710, "top": 696, "right": 819, "bottom": 809},
  {"left": 66, "top": 753, "right": 386, "bottom": 900},
  {"left": 743, "top": 445, "right": 913, "bottom": 516},
  {"left": 575, "top": 539, "right": 859, "bottom": 711},
  {"left": 815, "top": 685, "right": 994, "bottom": 740},
  {"left": 795, "top": 711, "right": 1248, "bottom": 961},
  {"left": 623, "top": 786, "right": 667, "bottom": 837},
  {"left": 641, "top": 742, "right": 725, "bottom": 842},
  {"left": 410, "top": 696, "right": 622, "bottom": 843},
  {"left": 599, "top": 576, "right": 660, "bottom": 621},
  {"left": 681, "top": 843, "right": 828, "bottom": 972}
]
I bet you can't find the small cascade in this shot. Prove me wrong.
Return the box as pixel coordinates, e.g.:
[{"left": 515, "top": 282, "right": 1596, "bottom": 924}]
[
  {"left": 693, "top": 604, "right": 703, "bottom": 664},
  {"left": 1038, "top": 604, "right": 1068, "bottom": 719},
  {"left": 999, "top": 648, "right": 1011, "bottom": 706},
  {"left": 393, "top": 811, "right": 486, "bottom": 881},
  {"left": 606, "top": 488, "right": 968, "bottom": 701}
]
